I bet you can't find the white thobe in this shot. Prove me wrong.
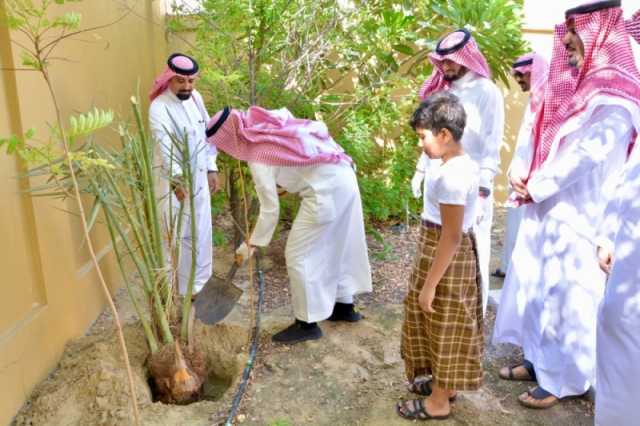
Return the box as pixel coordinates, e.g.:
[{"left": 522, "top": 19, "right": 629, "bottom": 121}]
[
  {"left": 149, "top": 89, "right": 217, "bottom": 295},
  {"left": 494, "top": 98, "right": 636, "bottom": 398},
  {"left": 500, "top": 102, "right": 536, "bottom": 271},
  {"left": 413, "top": 71, "right": 504, "bottom": 314},
  {"left": 248, "top": 161, "right": 372, "bottom": 323},
  {"left": 595, "top": 130, "right": 640, "bottom": 426}
]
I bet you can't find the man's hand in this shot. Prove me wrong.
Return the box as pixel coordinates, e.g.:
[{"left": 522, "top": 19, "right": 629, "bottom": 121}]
[
  {"left": 476, "top": 187, "right": 491, "bottom": 224},
  {"left": 510, "top": 175, "right": 531, "bottom": 201},
  {"left": 597, "top": 246, "right": 613, "bottom": 275},
  {"left": 235, "top": 242, "right": 255, "bottom": 265},
  {"left": 171, "top": 176, "right": 188, "bottom": 202},
  {"left": 208, "top": 171, "right": 221, "bottom": 194},
  {"left": 418, "top": 284, "right": 436, "bottom": 313},
  {"left": 411, "top": 171, "right": 425, "bottom": 199},
  {"left": 174, "top": 186, "right": 187, "bottom": 202}
]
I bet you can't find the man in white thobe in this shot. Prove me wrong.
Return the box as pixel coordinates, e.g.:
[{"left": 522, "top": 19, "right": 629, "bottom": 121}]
[
  {"left": 594, "top": 135, "right": 640, "bottom": 426},
  {"left": 494, "top": 52, "right": 549, "bottom": 278},
  {"left": 493, "top": 0, "right": 640, "bottom": 409},
  {"left": 206, "top": 106, "right": 372, "bottom": 344},
  {"left": 413, "top": 29, "right": 504, "bottom": 314},
  {"left": 148, "top": 53, "right": 219, "bottom": 296}
]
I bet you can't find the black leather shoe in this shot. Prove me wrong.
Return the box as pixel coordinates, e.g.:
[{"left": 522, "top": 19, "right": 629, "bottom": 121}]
[
  {"left": 272, "top": 320, "right": 322, "bottom": 344},
  {"left": 327, "top": 302, "right": 362, "bottom": 322}
]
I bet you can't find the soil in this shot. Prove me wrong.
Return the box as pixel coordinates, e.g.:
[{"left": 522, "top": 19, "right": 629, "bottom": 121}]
[{"left": 13, "top": 207, "right": 594, "bottom": 426}]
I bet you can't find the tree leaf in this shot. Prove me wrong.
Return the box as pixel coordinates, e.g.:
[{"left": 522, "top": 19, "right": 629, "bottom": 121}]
[{"left": 392, "top": 44, "right": 414, "bottom": 55}]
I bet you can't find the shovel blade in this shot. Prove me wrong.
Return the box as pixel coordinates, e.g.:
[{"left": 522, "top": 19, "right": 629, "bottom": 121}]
[{"left": 193, "top": 273, "right": 242, "bottom": 325}]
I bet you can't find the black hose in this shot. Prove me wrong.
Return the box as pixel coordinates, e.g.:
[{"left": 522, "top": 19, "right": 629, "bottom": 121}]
[{"left": 224, "top": 253, "right": 264, "bottom": 426}]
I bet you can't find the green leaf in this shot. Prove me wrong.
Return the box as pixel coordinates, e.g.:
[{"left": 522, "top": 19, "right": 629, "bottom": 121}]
[
  {"left": 86, "top": 199, "right": 102, "bottom": 233},
  {"left": 20, "top": 51, "right": 41, "bottom": 70},
  {"left": 392, "top": 44, "right": 414, "bottom": 55},
  {"left": 6, "top": 14, "right": 26, "bottom": 29},
  {"left": 6, "top": 135, "right": 21, "bottom": 154},
  {"left": 52, "top": 12, "right": 81, "bottom": 30},
  {"left": 68, "top": 108, "right": 114, "bottom": 139}
]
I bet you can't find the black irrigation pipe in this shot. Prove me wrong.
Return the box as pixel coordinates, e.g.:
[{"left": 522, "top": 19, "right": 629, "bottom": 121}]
[{"left": 224, "top": 253, "right": 265, "bottom": 426}]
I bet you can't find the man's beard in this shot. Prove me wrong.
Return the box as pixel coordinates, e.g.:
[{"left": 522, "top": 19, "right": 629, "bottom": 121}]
[
  {"left": 568, "top": 56, "right": 581, "bottom": 68},
  {"left": 518, "top": 82, "right": 530, "bottom": 92},
  {"left": 176, "top": 91, "right": 192, "bottom": 100},
  {"left": 443, "top": 73, "right": 461, "bottom": 82}
]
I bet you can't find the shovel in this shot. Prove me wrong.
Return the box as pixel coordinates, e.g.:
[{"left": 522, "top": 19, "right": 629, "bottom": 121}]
[{"left": 193, "top": 259, "right": 243, "bottom": 325}]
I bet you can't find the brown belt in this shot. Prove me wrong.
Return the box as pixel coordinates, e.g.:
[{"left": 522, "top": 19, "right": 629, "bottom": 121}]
[
  {"left": 421, "top": 219, "right": 441, "bottom": 229},
  {"left": 422, "top": 219, "right": 472, "bottom": 235}
]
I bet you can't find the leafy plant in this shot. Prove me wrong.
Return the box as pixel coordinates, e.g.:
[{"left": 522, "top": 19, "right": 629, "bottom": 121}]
[
  {"left": 169, "top": 0, "right": 527, "bottom": 227},
  {"left": 2, "top": 0, "right": 141, "bottom": 422},
  {"left": 2, "top": 0, "right": 251, "bottom": 417}
]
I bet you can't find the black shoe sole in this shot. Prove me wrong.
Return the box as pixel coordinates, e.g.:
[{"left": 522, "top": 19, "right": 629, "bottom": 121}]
[
  {"left": 326, "top": 312, "right": 363, "bottom": 322},
  {"left": 271, "top": 329, "right": 323, "bottom": 344}
]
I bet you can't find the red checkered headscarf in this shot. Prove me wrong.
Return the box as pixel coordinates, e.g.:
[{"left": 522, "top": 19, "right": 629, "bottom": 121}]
[
  {"left": 149, "top": 54, "right": 199, "bottom": 102},
  {"left": 627, "top": 9, "right": 640, "bottom": 43},
  {"left": 528, "top": 0, "right": 640, "bottom": 176},
  {"left": 511, "top": 52, "right": 549, "bottom": 115},
  {"left": 206, "top": 106, "right": 352, "bottom": 167},
  {"left": 418, "top": 29, "right": 492, "bottom": 100}
]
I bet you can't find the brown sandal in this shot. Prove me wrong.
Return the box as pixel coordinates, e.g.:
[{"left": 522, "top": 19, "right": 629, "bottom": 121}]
[{"left": 396, "top": 399, "right": 450, "bottom": 421}]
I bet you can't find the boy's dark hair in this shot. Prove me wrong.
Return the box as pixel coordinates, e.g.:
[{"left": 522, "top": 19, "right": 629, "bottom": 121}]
[{"left": 410, "top": 92, "right": 466, "bottom": 141}]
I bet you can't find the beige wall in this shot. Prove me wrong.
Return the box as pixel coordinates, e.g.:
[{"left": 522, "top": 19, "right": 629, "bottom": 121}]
[{"left": 0, "top": 1, "right": 169, "bottom": 424}]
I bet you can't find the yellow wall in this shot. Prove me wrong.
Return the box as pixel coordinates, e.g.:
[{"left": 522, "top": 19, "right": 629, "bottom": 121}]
[{"left": 0, "top": 1, "right": 169, "bottom": 424}]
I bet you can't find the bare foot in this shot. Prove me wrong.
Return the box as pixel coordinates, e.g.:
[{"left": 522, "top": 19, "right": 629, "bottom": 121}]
[
  {"left": 518, "top": 387, "right": 559, "bottom": 409},
  {"left": 423, "top": 395, "right": 451, "bottom": 417},
  {"left": 499, "top": 364, "right": 535, "bottom": 381}
]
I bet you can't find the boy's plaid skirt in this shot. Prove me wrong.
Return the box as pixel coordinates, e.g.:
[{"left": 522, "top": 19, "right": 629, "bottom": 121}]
[{"left": 400, "top": 222, "right": 483, "bottom": 391}]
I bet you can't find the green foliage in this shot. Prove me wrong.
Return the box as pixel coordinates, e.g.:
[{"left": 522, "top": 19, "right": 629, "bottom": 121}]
[
  {"left": 213, "top": 228, "right": 228, "bottom": 247},
  {"left": 170, "top": 0, "right": 527, "bottom": 226},
  {"left": 52, "top": 11, "right": 81, "bottom": 29},
  {"left": 68, "top": 108, "right": 114, "bottom": 141},
  {"left": 0, "top": 128, "right": 34, "bottom": 154},
  {"left": 5, "top": 0, "right": 87, "bottom": 72},
  {"left": 3, "top": 0, "right": 199, "bottom": 353}
]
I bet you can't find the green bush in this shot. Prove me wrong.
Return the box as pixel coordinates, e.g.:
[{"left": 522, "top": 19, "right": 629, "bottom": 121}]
[{"left": 169, "top": 0, "right": 527, "bottom": 226}]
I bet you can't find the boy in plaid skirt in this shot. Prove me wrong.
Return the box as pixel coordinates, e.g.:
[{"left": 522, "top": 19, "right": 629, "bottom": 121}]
[{"left": 396, "top": 92, "right": 483, "bottom": 421}]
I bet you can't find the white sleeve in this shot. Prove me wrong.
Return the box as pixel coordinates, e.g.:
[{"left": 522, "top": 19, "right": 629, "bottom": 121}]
[
  {"left": 596, "top": 184, "right": 622, "bottom": 252},
  {"left": 478, "top": 83, "right": 505, "bottom": 189},
  {"left": 248, "top": 163, "right": 280, "bottom": 247},
  {"left": 149, "top": 101, "right": 183, "bottom": 177},
  {"left": 416, "top": 152, "right": 428, "bottom": 172},
  {"left": 437, "top": 166, "right": 469, "bottom": 206},
  {"left": 508, "top": 104, "right": 535, "bottom": 180},
  {"left": 411, "top": 152, "right": 428, "bottom": 198},
  {"left": 528, "top": 106, "right": 633, "bottom": 203},
  {"left": 596, "top": 141, "right": 640, "bottom": 250},
  {"left": 193, "top": 91, "right": 218, "bottom": 172}
]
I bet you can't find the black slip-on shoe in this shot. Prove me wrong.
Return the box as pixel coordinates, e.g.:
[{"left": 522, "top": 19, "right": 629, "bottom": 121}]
[
  {"left": 272, "top": 320, "right": 322, "bottom": 344},
  {"left": 326, "top": 302, "right": 363, "bottom": 322}
]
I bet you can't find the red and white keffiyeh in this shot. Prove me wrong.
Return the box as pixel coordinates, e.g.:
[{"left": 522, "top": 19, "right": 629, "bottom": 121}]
[
  {"left": 626, "top": 9, "right": 640, "bottom": 43},
  {"left": 528, "top": 0, "right": 640, "bottom": 176},
  {"left": 418, "top": 29, "right": 491, "bottom": 100},
  {"left": 149, "top": 54, "right": 199, "bottom": 102},
  {"left": 206, "top": 106, "right": 352, "bottom": 167},
  {"left": 511, "top": 52, "right": 549, "bottom": 115}
]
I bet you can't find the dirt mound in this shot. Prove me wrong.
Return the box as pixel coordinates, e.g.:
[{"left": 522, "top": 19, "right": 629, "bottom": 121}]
[{"left": 14, "top": 322, "right": 248, "bottom": 426}]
